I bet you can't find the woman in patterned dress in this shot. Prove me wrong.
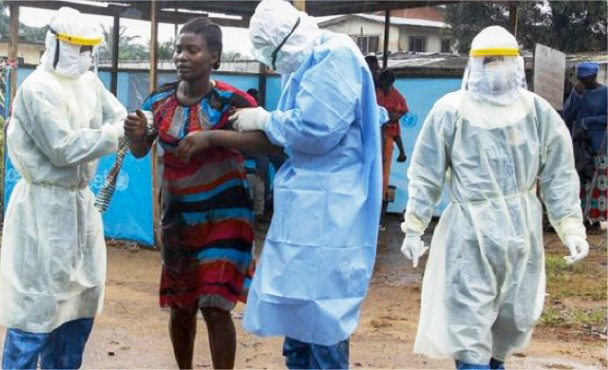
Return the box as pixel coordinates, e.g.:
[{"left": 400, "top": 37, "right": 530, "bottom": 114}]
[{"left": 123, "top": 17, "right": 273, "bottom": 369}]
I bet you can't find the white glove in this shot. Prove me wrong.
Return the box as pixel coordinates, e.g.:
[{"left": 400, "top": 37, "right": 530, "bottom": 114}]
[
  {"left": 229, "top": 107, "right": 270, "bottom": 132},
  {"left": 564, "top": 235, "right": 589, "bottom": 264},
  {"left": 400, "top": 233, "right": 429, "bottom": 268}
]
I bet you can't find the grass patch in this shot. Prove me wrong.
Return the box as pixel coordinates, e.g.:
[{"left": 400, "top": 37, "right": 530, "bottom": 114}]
[
  {"left": 545, "top": 254, "right": 607, "bottom": 301},
  {"left": 541, "top": 307, "right": 607, "bottom": 328}
]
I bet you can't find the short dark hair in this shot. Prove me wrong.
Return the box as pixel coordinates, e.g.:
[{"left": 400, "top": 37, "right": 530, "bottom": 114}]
[
  {"left": 365, "top": 55, "right": 378, "bottom": 65},
  {"left": 180, "top": 17, "right": 223, "bottom": 70},
  {"left": 379, "top": 70, "right": 395, "bottom": 86}
]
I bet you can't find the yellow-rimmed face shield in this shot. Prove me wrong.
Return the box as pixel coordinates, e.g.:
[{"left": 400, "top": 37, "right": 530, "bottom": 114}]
[
  {"left": 48, "top": 27, "right": 102, "bottom": 75},
  {"left": 53, "top": 31, "right": 103, "bottom": 47},
  {"left": 469, "top": 47, "right": 519, "bottom": 57}
]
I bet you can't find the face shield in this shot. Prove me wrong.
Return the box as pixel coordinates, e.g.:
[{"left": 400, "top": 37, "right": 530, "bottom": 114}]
[
  {"left": 461, "top": 26, "right": 526, "bottom": 106},
  {"left": 40, "top": 7, "right": 103, "bottom": 79}
]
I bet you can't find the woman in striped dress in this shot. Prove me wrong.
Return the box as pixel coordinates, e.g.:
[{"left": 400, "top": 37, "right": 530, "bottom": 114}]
[{"left": 124, "top": 17, "right": 258, "bottom": 369}]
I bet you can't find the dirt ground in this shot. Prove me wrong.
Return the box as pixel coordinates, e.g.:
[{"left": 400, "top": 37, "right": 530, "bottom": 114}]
[{"left": 0, "top": 215, "right": 606, "bottom": 369}]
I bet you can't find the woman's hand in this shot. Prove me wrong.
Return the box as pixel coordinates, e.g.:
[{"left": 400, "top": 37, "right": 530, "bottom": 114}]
[
  {"left": 176, "top": 131, "right": 215, "bottom": 162},
  {"left": 124, "top": 109, "right": 148, "bottom": 142}
]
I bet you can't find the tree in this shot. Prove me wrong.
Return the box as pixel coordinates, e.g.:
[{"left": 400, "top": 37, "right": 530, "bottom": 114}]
[
  {"left": 444, "top": 1, "right": 607, "bottom": 54},
  {"left": 222, "top": 51, "right": 245, "bottom": 62},
  {"left": 158, "top": 38, "right": 174, "bottom": 61},
  {"left": 0, "top": 1, "right": 46, "bottom": 43},
  {"left": 98, "top": 24, "right": 149, "bottom": 62}
]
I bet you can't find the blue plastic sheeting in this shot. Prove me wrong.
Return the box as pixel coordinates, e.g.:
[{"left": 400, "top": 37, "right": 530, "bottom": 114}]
[
  {"left": 387, "top": 78, "right": 462, "bottom": 214},
  {"left": 265, "top": 75, "right": 283, "bottom": 111}
]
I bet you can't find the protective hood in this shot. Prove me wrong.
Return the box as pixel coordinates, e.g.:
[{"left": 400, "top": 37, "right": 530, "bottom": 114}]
[
  {"left": 461, "top": 26, "right": 526, "bottom": 106},
  {"left": 249, "top": 0, "right": 322, "bottom": 74},
  {"left": 40, "top": 7, "right": 103, "bottom": 79}
]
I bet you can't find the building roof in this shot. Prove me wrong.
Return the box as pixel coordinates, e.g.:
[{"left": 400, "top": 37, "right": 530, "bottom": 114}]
[{"left": 317, "top": 13, "right": 447, "bottom": 29}]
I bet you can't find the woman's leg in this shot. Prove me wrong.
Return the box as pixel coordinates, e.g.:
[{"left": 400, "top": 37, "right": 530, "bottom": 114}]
[
  {"left": 201, "top": 307, "right": 236, "bottom": 369},
  {"left": 169, "top": 307, "right": 198, "bottom": 369}
]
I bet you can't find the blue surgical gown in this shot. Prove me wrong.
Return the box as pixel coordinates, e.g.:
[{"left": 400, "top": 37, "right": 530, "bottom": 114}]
[{"left": 243, "top": 31, "right": 383, "bottom": 346}]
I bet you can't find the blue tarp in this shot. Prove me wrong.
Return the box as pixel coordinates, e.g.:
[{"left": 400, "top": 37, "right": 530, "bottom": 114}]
[{"left": 4, "top": 66, "right": 460, "bottom": 245}]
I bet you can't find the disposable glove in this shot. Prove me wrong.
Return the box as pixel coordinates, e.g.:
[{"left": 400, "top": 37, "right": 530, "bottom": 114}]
[
  {"left": 564, "top": 235, "right": 589, "bottom": 264},
  {"left": 400, "top": 232, "right": 429, "bottom": 268},
  {"left": 229, "top": 107, "right": 271, "bottom": 132}
]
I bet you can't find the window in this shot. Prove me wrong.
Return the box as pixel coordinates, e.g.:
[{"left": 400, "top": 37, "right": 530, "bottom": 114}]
[
  {"left": 352, "top": 35, "right": 379, "bottom": 54},
  {"left": 408, "top": 36, "right": 426, "bottom": 53},
  {"left": 441, "top": 38, "right": 452, "bottom": 53}
]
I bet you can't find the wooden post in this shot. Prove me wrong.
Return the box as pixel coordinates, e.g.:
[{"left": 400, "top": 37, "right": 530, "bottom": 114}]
[
  {"left": 149, "top": 1, "right": 159, "bottom": 92},
  {"left": 110, "top": 14, "right": 120, "bottom": 95},
  {"left": 383, "top": 10, "right": 390, "bottom": 70},
  {"left": 149, "top": 0, "right": 160, "bottom": 248},
  {"left": 258, "top": 63, "right": 267, "bottom": 108},
  {"left": 293, "top": 0, "right": 306, "bottom": 11},
  {"left": 509, "top": 2, "right": 518, "bottom": 38},
  {"left": 8, "top": 2, "right": 19, "bottom": 100}
]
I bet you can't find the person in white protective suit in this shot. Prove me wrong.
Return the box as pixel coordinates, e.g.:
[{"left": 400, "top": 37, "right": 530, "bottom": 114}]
[
  {"left": 220, "top": 0, "right": 383, "bottom": 368},
  {"left": 0, "top": 7, "right": 126, "bottom": 369},
  {"left": 400, "top": 26, "right": 589, "bottom": 369}
]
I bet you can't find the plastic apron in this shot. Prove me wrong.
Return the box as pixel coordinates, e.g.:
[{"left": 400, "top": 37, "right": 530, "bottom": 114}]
[{"left": 243, "top": 32, "right": 383, "bottom": 346}]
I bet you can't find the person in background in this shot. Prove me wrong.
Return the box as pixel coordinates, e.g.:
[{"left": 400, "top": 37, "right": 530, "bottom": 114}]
[
  {"left": 0, "top": 7, "right": 126, "bottom": 369},
  {"left": 376, "top": 70, "right": 408, "bottom": 228},
  {"left": 124, "top": 17, "right": 258, "bottom": 369},
  {"left": 246, "top": 88, "right": 260, "bottom": 105},
  {"left": 401, "top": 26, "right": 589, "bottom": 369},
  {"left": 562, "top": 61, "right": 607, "bottom": 228}
]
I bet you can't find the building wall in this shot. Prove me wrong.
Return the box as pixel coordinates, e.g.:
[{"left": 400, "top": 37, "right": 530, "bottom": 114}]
[
  {"left": 321, "top": 18, "right": 450, "bottom": 54},
  {"left": 378, "top": 7, "right": 445, "bottom": 22},
  {"left": 398, "top": 25, "right": 448, "bottom": 53},
  {"left": 0, "top": 42, "right": 45, "bottom": 65},
  {"left": 322, "top": 19, "right": 400, "bottom": 53}
]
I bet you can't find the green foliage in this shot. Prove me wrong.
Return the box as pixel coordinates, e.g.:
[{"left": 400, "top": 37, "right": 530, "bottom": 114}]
[
  {"left": 445, "top": 1, "right": 608, "bottom": 53},
  {"left": 158, "top": 39, "right": 174, "bottom": 61},
  {"left": 98, "top": 25, "right": 149, "bottom": 62},
  {"left": 0, "top": 1, "right": 46, "bottom": 43},
  {"left": 222, "top": 51, "right": 245, "bottom": 62}
]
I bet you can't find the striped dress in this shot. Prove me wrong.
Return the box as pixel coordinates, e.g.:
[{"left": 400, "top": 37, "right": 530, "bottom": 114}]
[{"left": 142, "top": 81, "right": 256, "bottom": 311}]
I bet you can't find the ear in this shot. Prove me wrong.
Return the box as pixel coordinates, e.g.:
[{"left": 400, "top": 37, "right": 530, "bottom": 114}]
[{"left": 211, "top": 51, "right": 221, "bottom": 70}]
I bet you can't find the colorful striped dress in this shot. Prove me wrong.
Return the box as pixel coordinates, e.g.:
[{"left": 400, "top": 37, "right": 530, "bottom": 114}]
[{"left": 142, "top": 81, "right": 256, "bottom": 311}]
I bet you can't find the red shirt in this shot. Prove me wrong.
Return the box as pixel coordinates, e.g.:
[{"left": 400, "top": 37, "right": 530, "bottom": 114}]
[{"left": 376, "top": 87, "right": 408, "bottom": 137}]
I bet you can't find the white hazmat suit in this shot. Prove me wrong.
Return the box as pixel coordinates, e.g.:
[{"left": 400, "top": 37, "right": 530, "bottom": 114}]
[
  {"left": 401, "top": 26, "right": 588, "bottom": 365},
  {"left": 0, "top": 7, "right": 126, "bottom": 334}
]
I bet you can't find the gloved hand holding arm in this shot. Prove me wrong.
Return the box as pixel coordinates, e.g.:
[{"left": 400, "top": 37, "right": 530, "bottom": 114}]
[
  {"left": 537, "top": 99, "right": 588, "bottom": 264},
  {"left": 229, "top": 106, "right": 271, "bottom": 132}
]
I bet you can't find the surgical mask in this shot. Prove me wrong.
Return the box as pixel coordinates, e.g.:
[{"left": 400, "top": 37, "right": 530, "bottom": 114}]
[{"left": 78, "top": 50, "right": 92, "bottom": 75}]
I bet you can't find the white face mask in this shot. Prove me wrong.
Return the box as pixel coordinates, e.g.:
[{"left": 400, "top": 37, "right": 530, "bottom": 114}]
[{"left": 78, "top": 50, "right": 92, "bottom": 75}]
